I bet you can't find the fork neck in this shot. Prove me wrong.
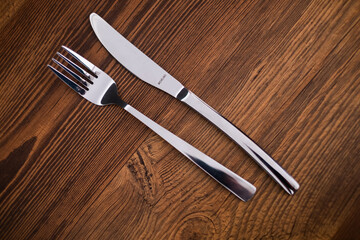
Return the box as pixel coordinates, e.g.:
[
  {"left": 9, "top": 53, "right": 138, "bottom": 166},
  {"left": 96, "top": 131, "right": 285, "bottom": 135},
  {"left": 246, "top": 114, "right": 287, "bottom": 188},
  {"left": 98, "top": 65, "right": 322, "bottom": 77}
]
[
  {"left": 101, "top": 83, "right": 128, "bottom": 108},
  {"left": 113, "top": 97, "right": 128, "bottom": 108}
]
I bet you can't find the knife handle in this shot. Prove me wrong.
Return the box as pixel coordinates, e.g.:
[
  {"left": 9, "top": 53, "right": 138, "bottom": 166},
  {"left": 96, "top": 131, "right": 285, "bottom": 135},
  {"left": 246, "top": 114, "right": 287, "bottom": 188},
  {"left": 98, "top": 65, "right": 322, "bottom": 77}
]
[
  {"left": 179, "top": 89, "right": 299, "bottom": 194},
  {"left": 124, "top": 104, "right": 256, "bottom": 201}
]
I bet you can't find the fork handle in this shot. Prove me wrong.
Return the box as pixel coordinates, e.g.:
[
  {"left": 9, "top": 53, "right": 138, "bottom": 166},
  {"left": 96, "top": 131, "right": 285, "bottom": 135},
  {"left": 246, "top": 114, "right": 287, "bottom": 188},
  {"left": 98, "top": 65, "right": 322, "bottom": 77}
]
[
  {"left": 123, "top": 104, "right": 256, "bottom": 201},
  {"left": 180, "top": 90, "right": 299, "bottom": 195}
]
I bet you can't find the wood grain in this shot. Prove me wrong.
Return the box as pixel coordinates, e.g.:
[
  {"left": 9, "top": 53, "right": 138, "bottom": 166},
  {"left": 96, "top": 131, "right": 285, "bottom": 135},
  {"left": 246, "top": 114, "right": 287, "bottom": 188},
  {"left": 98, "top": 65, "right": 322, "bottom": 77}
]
[{"left": 0, "top": 0, "right": 359, "bottom": 239}]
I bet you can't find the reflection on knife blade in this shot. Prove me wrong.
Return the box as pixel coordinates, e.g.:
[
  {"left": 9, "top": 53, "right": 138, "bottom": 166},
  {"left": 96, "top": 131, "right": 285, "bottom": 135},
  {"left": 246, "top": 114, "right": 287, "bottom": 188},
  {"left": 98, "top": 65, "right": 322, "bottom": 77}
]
[{"left": 89, "top": 13, "right": 299, "bottom": 195}]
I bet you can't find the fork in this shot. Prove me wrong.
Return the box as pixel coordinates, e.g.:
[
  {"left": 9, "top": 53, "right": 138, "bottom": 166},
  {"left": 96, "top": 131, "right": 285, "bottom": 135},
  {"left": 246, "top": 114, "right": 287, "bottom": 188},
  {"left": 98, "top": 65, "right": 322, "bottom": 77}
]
[{"left": 48, "top": 46, "right": 256, "bottom": 201}]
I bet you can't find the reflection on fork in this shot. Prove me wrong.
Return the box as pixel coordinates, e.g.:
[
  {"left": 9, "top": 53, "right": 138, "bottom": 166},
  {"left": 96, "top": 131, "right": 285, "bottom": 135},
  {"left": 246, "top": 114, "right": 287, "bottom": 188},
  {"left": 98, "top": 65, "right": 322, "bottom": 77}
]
[{"left": 47, "top": 46, "right": 256, "bottom": 202}]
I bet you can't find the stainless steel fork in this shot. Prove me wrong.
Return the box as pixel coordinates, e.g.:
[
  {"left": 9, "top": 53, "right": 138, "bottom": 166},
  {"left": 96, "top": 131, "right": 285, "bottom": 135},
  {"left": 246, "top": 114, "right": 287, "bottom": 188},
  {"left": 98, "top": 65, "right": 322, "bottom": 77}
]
[{"left": 48, "top": 46, "right": 256, "bottom": 201}]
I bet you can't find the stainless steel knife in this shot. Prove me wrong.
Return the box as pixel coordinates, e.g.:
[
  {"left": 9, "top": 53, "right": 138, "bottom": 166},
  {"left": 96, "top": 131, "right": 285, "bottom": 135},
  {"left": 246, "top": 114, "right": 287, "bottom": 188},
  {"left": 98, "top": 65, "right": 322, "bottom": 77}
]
[{"left": 90, "top": 13, "right": 299, "bottom": 195}]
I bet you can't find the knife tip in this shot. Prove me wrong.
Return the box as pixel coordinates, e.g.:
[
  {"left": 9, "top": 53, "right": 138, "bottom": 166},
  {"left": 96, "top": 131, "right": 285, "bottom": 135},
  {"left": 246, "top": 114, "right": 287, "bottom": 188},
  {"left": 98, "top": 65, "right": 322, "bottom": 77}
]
[{"left": 89, "top": 12, "right": 99, "bottom": 22}]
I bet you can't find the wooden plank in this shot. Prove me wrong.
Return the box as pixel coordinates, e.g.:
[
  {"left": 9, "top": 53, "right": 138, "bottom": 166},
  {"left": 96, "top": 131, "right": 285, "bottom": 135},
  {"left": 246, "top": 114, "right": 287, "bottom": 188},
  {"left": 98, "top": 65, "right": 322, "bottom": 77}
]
[{"left": 0, "top": 0, "right": 359, "bottom": 239}]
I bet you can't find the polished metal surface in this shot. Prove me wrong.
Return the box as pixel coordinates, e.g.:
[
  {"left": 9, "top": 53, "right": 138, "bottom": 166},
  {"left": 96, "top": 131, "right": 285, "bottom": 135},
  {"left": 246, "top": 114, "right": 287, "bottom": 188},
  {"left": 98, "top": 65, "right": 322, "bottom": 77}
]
[
  {"left": 181, "top": 91, "right": 300, "bottom": 194},
  {"left": 48, "top": 46, "right": 256, "bottom": 202},
  {"left": 90, "top": 13, "right": 299, "bottom": 194},
  {"left": 90, "top": 14, "right": 185, "bottom": 98}
]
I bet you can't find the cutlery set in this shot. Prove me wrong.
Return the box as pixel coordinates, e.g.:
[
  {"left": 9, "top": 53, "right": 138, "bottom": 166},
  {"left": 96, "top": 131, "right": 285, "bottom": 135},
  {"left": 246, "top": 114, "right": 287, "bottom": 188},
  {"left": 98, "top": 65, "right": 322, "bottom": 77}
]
[{"left": 48, "top": 13, "right": 299, "bottom": 201}]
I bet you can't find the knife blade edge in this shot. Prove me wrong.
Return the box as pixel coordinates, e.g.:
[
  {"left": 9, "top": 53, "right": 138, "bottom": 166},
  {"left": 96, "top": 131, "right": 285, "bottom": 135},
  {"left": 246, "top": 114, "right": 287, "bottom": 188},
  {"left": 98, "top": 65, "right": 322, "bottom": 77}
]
[{"left": 90, "top": 13, "right": 185, "bottom": 98}]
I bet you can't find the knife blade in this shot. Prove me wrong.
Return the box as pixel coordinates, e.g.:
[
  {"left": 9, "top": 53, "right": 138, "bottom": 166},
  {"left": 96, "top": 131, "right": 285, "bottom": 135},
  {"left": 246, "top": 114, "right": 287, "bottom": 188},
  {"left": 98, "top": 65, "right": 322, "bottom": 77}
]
[{"left": 90, "top": 13, "right": 299, "bottom": 195}]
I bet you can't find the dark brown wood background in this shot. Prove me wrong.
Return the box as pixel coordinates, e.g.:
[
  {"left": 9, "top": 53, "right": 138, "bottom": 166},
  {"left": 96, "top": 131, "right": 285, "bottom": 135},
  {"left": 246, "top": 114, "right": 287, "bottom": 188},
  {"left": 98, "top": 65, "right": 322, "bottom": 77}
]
[{"left": 1, "top": 0, "right": 359, "bottom": 239}]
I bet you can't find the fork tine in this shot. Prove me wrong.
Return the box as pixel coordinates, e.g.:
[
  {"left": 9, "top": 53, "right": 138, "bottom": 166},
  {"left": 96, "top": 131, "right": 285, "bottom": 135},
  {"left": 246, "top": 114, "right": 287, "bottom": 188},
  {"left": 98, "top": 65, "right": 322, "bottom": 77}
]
[
  {"left": 61, "top": 46, "right": 97, "bottom": 76},
  {"left": 57, "top": 52, "right": 93, "bottom": 81},
  {"left": 48, "top": 65, "right": 86, "bottom": 95},
  {"left": 52, "top": 58, "right": 89, "bottom": 87}
]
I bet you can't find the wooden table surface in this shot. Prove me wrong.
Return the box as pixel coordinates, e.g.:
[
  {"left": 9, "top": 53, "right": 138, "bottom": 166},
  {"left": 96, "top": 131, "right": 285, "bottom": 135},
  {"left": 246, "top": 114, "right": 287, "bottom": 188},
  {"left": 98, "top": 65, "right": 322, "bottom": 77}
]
[{"left": 1, "top": 0, "right": 359, "bottom": 239}]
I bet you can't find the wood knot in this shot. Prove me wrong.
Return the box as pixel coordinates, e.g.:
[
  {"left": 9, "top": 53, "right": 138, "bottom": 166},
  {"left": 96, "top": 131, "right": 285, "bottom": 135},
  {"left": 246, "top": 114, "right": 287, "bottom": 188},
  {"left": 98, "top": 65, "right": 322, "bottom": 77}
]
[{"left": 172, "top": 213, "right": 216, "bottom": 239}]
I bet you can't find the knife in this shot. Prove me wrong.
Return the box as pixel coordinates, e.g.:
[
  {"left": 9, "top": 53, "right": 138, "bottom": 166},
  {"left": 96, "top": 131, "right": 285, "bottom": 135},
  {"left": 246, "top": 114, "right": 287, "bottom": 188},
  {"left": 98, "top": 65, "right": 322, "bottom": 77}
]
[{"left": 90, "top": 13, "right": 299, "bottom": 195}]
